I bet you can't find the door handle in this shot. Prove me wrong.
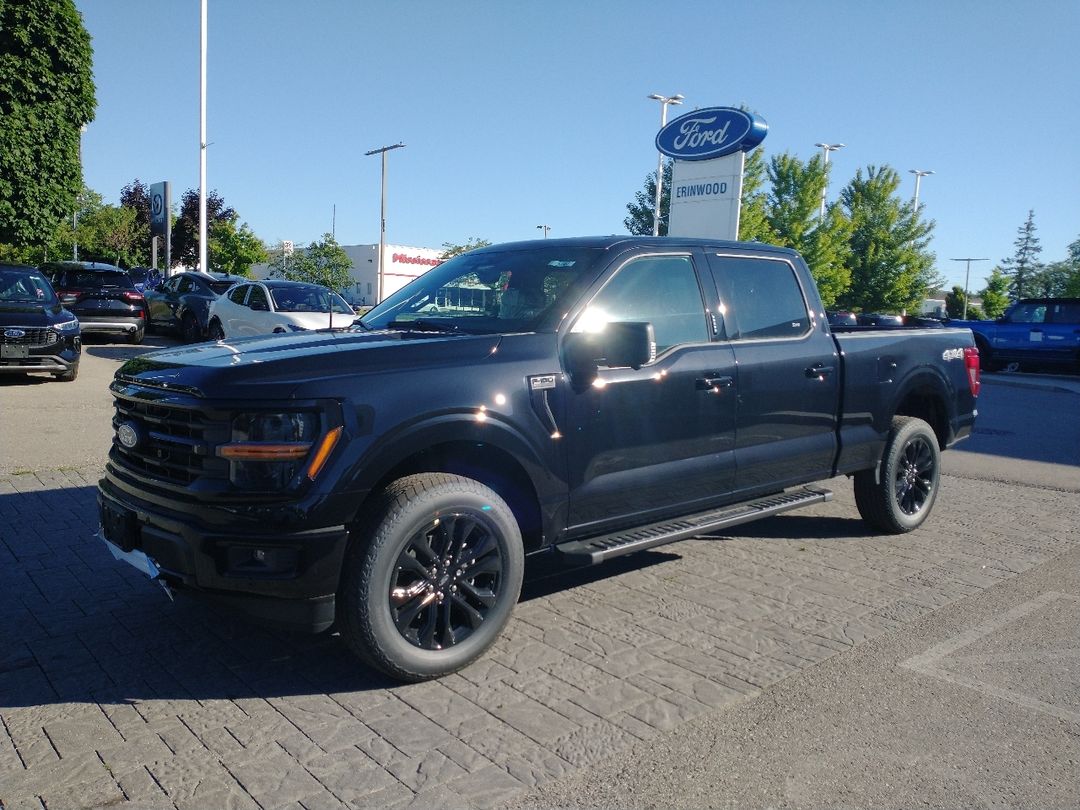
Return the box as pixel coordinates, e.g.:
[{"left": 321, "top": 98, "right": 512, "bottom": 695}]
[
  {"left": 696, "top": 375, "right": 733, "bottom": 390},
  {"left": 805, "top": 364, "right": 835, "bottom": 379}
]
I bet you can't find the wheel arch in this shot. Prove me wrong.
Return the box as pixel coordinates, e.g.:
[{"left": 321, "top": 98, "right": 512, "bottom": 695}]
[
  {"left": 344, "top": 417, "right": 558, "bottom": 554},
  {"left": 891, "top": 371, "right": 953, "bottom": 449}
]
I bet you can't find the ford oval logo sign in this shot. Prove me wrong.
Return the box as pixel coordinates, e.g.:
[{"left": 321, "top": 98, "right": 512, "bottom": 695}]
[
  {"left": 656, "top": 107, "right": 768, "bottom": 161},
  {"left": 4, "top": 329, "right": 25, "bottom": 339}
]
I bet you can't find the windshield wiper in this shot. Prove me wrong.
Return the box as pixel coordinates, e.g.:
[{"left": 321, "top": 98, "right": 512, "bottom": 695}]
[{"left": 388, "top": 318, "right": 466, "bottom": 333}]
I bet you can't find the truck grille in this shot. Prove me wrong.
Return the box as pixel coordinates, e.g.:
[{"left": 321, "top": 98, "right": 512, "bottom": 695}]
[
  {"left": 1, "top": 327, "right": 58, "bottom": 347},
  {"left": 111, "top": 395, "right": 231, "bottom": 486}
]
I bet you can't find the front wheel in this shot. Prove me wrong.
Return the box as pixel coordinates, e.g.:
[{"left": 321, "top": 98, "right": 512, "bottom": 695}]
[
  {"left": 338, "top": 473, "right": 524, "bottom": 682},
  {"left": 180, "top": 311, "right": 201, "bottom": 342},
  {"left": 854, "top": 416, "right": 941, "bottom": 534},
  {"left": 207, "top": 319, "right": 225, "bottom": 340}
]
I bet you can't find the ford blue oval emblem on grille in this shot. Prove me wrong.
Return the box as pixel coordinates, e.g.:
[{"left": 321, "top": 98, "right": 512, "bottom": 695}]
[
  {"left": 4, "top": 328, "right": 25, "bottom": 339},
  {"left": 117, "top": 421, "right": 141, "bottom": 450},
  {"left": 656, "top": 107, "right": 768, "bottom": 161}
]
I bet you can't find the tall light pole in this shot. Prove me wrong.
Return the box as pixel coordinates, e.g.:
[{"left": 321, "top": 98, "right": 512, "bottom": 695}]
[
  {"left": 909, "top": 169, "right": 934, "bottom": 212},
  {"left": 950, "top": 257, "right": 988, "bottom": 320},
  {"left": 364, "top": 142, "right": 405, "bottom": 304},
  {"left": 814, "top": 142, "right": 845, "bottom": 218},
  {"left": 198, "top": 0, "right": 208, "bottom": 273},
  {"left": 648, "top": 93, "right": 684, "bottom": 236},
  {"left": 536, "top": 224, "right": 551, "bottom": 239}
]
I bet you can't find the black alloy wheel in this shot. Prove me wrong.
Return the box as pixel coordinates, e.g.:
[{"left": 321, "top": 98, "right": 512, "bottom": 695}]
[
  {"left": 389, "top": 511, "right": 505, "bottom": 651},
  {"left": 854, "top": 416, "right": 941, "bottom": 534},
  {"left": 338, "top": 472, "right": 524, "bottom": 681}
]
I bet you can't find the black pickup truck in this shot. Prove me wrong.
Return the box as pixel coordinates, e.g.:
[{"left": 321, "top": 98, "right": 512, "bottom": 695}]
[{"left": 98, "top": 237, "right": 979, "bottom": 681}]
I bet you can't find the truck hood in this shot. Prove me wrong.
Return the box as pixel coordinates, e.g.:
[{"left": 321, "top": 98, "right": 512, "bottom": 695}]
[{"left": 114, "top": 329, "right": 503, "bottom": 399}]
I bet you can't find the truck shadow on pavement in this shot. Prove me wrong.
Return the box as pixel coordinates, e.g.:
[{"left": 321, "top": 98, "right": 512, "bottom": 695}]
[
  {"left": 0, "top": 480, "right": 877, "bottom": 710},
  {"left": 0, "top": 481, "right": 689, "bottom": 709}
]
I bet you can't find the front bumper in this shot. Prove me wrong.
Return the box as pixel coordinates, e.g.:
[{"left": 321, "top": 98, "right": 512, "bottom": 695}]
[
  {"left": 0, "top": 337, "right": 80, "bottom": 374},
  {"left": 98, "top": 476, "right": 350, "bottom": 633}
]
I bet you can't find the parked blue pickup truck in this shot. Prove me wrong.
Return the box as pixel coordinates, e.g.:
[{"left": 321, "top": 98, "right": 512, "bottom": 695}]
[
  {"left": 952, "top": 298, "right": 1080, "bottom": 372},
  {"left": 98, "top": 236, "right": 980, "bottom": 681}
]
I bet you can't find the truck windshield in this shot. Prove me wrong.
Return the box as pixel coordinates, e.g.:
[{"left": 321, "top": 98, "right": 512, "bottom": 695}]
[{"left": 358, "top": 246, "right": 603, "bottom": 334}]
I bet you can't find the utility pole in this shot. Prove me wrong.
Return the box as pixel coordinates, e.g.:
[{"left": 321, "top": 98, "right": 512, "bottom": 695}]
[
  {"left": 814, "top": 142, "right": 845, "bottom": 218},
  {"left": 950, "top": 257, "right": 988, "bottom": 320},
  {"left": 364, "top": 143, "right": 405, "bottom": 304},
  {"left": 648, "top": 93, "right": 684, "bottom": 236}
]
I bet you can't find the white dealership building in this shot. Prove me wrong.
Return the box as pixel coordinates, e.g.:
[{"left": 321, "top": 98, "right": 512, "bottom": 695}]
[{"left": 250, "top": 243, "right": 444, "bottom": 305}]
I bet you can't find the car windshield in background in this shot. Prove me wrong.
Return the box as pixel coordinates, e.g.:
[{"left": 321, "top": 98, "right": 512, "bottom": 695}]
[
  {"left": 69, "top": 270, "right": 132, "bottom": 288},
  {"left": 0, "top": 269, "right": 58, "bottom": 305},
  {"left": 267, "top": 283, "right": 354, "bottom": 315},
  {"left": 209, "top": 280, "right": 238, "bottom": 295},
  {"left": 359, "top": 246, "right": 603, "bottom": 334}
]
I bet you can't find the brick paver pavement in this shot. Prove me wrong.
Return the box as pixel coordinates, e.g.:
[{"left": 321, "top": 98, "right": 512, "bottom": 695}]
[{"left": 1, "top": 466, "right": 1076, "bottom": 809}]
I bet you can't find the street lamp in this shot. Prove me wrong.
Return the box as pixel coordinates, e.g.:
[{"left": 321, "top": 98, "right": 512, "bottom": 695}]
[
  {"left": 364, "top": 142, "right": 406, "bottom": 304},
  {"left": 950, "top": 257, "right": 988, "bottom": 320},
  {"left": 648, "top": 93, "right": 684, "bottom": 236},
  {"left": 814, "top": 143, "right": 845, "bottom": 219},
  {"left": 536, "top": 225, "right": 551, "bottom": 239},
  {"left": 909, "top": 169, "right": 934, "bottom": 212}
]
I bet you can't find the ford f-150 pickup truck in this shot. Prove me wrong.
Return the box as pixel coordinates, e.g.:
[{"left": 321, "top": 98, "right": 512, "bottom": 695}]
[
  {"left": 97, "top": 236, "right": 980, "bottom": 681},
  {"left": 951, "top": 297, "right": 1080, "bottom": 372}
]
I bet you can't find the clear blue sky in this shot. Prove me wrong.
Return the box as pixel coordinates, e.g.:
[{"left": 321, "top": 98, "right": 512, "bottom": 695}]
[{"left": 75, "top": 0, "right": 1078, "bottom": 290}]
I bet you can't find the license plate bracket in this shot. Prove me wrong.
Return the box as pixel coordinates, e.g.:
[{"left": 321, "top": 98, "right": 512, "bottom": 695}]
[
  {"left": 1, "top": 344, "right": 29, "bottom": 359},
  {"left": 100, "top": 500, "right": 138, "bottom": 552}
]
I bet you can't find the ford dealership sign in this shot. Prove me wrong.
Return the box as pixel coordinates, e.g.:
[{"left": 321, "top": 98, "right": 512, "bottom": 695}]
[{"left": 656, "top": 107, "right": 768, "bottom": 161}]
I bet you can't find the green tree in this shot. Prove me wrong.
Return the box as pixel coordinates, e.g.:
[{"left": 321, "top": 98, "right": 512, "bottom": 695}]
[
  {"left": 171, "top": 188, "right": 236, "bottom": 268},
  {"left": 624, "top": 160, "right": 672, "bottom": 236},
  {"left": 209, "top": 218, "right": 267, "bottom": 276},
  {"left": 79, "top": 204, "right": 142, "bottom": 266},
  {"left": 737, "top": 148, "right": 772, "bottom": 242},
  {"left": 944, "top": 285, "right": 983, "bottom": 319},
  {"left": 978, "top": 267, "right": 1011, "bottom": 319},
  {"left": 120, "top": 178, "right": 153, "bottom": 259},
  {"left": 440, "top": 238, "right": 491, "bottom": 260},
  {"left": 1000, "top": 210, "right": 1042, "bottom": 299},
  {"left": 270, "top": 233, "right": 352, "bottom": 292},
  {"left": 0, "top": 0, "right": 96, "bottom": 248},
  {"left": 763, "top": 153, "right": 852, "bottom": 307},
  {"left": 837, "top": 166, "right": 936, "bottom": 313}
]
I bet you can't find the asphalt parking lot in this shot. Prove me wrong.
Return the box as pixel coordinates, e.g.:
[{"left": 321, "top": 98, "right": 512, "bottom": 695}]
[{"left": 1, "top": 343, "right": 1078, "bottom": 809}]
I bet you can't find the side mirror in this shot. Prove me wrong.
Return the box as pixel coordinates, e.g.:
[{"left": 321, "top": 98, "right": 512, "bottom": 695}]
[{"left": 563, "top": 321, "right": 656, "bottom": 389}]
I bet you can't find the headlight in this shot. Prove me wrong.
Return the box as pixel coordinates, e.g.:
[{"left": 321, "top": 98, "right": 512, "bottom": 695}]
[
  {"left": 54, "top": 318, "right": 79, "bottom": 332},
  {"left": 219, "top": 412, "right": 320, "bottom": 491}
]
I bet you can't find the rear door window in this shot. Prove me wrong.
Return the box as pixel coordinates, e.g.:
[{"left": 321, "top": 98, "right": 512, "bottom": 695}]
[
  {"left": 713, "top": 256, "right": 810, "bottom": 340},
  {"left": 227, "top": 285, "right": 249, "bottom": 305}
]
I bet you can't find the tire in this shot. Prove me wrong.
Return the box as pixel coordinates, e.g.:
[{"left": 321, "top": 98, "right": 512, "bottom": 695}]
[
  {"left": 208, "top": 319, "right": 225, "bottom": 340},
  {"left": 54, "top": 361, "right": 79, "bottom": 382},
  {"left": 854, "top": 416, "right": 941, "bottom": 534},
  {"left": 974, "top": 336, "right": 1000, "bottom": 372},
  {"left": 128, "top": 326, "right": 144, "bottom": 345},
  {"left": 180, "top": 311, "right": 201, "bottom": 343},
  {"left": 338, "top": 472, "right": 524, "bottom": 682}
]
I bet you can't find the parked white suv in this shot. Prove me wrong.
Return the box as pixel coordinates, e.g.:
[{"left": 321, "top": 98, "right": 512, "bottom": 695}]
[{"left": 207, "top": 280, "right": 356, "bottom": 339}]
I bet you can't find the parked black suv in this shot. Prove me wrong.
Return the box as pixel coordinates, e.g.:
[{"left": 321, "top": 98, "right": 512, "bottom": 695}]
[
  {"left": 39, "top": 261, "right": 147, "bottom": 343},
  {"left": 0, "top": 264, "right": 81, "bottom": 381},
  {"left": 145, "top": 271, "right": 246, "bottom": 342}
]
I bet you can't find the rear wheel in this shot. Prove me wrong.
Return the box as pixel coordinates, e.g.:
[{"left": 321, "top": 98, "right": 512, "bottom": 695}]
[
  {"left": 854, "top": 416, "right": 941, "bottom": 534},
  {"left": 128, "top": 326, "right": 144, "bottom": 345},
  {"left": 180, "top": 311, "right": 201, "bottom": 342},
  {"left": 338, "top": 473, "right": 524, "bottom": 682},
  {"left": 208, "top": 319, "right": 225, "bottom": 340}
]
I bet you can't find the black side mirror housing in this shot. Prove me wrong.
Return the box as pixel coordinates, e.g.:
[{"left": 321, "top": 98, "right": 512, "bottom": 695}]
[{"left": 563, "top": 321, "right": 656, "bottom": 389}]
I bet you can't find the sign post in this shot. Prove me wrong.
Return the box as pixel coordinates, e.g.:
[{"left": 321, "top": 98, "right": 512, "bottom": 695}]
[
  {"left": 150, "top": 181, "right": 172, "bottom": 275},
  {"left": 656, "top": 107, "right": 767, "bottom": 240}
]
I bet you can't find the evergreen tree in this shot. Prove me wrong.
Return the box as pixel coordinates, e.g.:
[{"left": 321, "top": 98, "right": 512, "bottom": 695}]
[
  {"left": 1000, "top": 210, "right": 1042, "bottom": 299},
  {"left": 624, "top": 161, "right": 672, "bottom": 235},
  {"left": 0, "top": 0, "right": 96, "bottom": 247},
  {"left": 837, "top": 166, "right": 936, "bottom": 314}
]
